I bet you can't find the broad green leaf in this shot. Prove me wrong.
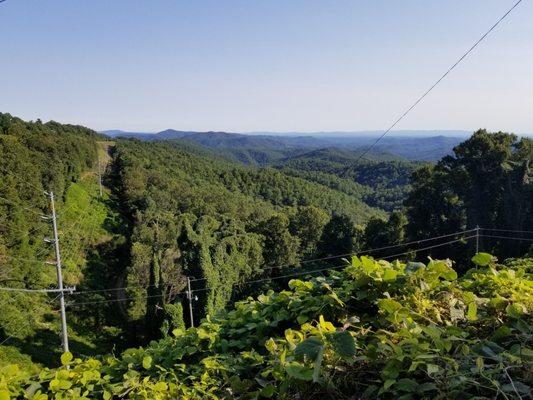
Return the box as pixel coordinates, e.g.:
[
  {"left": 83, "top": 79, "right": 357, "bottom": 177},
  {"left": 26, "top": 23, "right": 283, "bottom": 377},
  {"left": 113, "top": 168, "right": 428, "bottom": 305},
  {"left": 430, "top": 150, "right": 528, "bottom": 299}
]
[
  {"left": 405, "top": 262, "right": 425, "bottom": 274},
  {"left": 259, "top": 384, "right": 275, "bottom": 397},
  {"left": 265, "top": 338, "right": 277, "bottom": 353},
  {"left": 312, "top": 346, "right": 324, "bottom": 383},
  {"left": 467, "top": 302, "right": 478, "bottom": 321},
  {"left": 383, "top": 379, "right": 395, "bottom": 390},
  {"left": 285, "top": 362, "right": 314, "bottom": 381},
  {"left": 506, "top": 303, "right": 526, "bottom": 319},
  {"left": 383, "top": 268, "right": 399, "bottom": 282},
  {"left": 491, "top": 326, "right": 512, "bottom": 340},
  {"left": 330, "top": 331, "right": 356, "bottom": 358},
  {"left": 60, "top": 351, "right": 73, "bottom": 365},
  {"left": 476, "top": 357, "right": 484, "bottom": 371},
  {"left": 0, "top": 390, "right": 9, "bottom": 400},
  {"left": 418, "top": 382, "right": 438, "bottom": 392},
  {"left": 142, "top": 355, "right": 152, "bottom": 370},
  {"left": 294, "top": 337, "right": 323, "bottom": 360},
  {"left": 154, "top": 382, "right": 168, "bottom": 391},
  {"left": 318, "top": 315, "right": 335, "bottom": 332},
  {"left": 377, "top": 298, "right": 403, "bottom": 314},
  {"left": 4, "top": 364, "right": 19, "bottom": 376},
  {"left": 471, "top": 252, "right": 494, "bottom": 266},
  {"left": 426, "top": 364, "right": 439, "bottom": 374},
  {"left": 502, "top": 381, "right": 531, "bottom": 394}
]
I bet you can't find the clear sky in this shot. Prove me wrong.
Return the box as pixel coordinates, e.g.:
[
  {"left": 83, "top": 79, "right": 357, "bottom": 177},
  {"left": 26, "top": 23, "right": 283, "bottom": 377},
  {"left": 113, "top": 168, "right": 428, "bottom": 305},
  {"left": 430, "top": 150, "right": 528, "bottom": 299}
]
[{"left": 1, "top": 0, "right": 531, "bottom": 133}]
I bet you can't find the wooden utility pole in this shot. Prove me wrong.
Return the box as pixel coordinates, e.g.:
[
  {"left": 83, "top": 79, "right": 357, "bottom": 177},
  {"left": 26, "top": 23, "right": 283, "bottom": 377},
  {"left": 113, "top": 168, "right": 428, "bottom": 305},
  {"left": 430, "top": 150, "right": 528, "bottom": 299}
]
[
  {"left": 186, "top": 277, "right": 194, "bottom": 328},
  {"left": 475, "top": 225, "right": 480, "bottom": 253},
  {"left": 49, "top": 191, "right": 70, "bottom": 353}
]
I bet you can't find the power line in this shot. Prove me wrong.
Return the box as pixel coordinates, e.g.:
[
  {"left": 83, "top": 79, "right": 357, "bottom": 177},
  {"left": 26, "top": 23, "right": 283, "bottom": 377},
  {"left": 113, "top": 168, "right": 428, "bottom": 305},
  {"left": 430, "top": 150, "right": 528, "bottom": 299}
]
[
  {"left": 70, "top": 283, "right": 160, "bottom": 296},
  {"left": 0, "top": 165, "right": 47, "bottom": 195},
  {"left": 64, "top": 232, "right": 523, "bottom": 309},
  {"left": 481, "top": 228, "right": 533, "bottom": 234},
  {"left": 345, "top": 0, "right": 524, "bottom": 166},
  {"left": 70, "top": 229, "right": 473, "bottom": 296},
  {"left": 480, "top": 234, "right": 533, "bottom": 242},
  {"left": 189, "top": 228, "right": 476, "bottom": 283},
  {"left": 233, "top": 264, "right": 348, "bottom": 287},
  {"left": 0, "top": 195, "right": 44, "bottom": 216},
  {"left": 231, "top": 235, "right": 476, "bottom": 289},
  {"left": 0, "top": 290, "right": 42, "bottom": 337},
  {"left": 66, "top": 289, "right": 192, "bottom": 308},
  {"left": 55, "top": 152, "right": 105, "bottom": 218},
  {"left": 380, "top": 235, "right": 476, "bottom": 260},
  {"left": 0, "top": 254, "right": 49, "bottom": 265},
  {"left": 0, "top": 294, "right": 61, "bottom": 346},
  {"left": 0, "top": 286, "right": 74, "bottom": 293}
]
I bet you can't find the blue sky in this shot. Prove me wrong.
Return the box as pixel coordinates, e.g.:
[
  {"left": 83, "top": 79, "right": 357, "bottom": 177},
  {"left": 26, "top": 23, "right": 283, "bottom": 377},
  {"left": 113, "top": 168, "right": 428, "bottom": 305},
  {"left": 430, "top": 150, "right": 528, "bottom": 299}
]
[{"left": 1, "top": 0, "right": 531, "bottom": 133}]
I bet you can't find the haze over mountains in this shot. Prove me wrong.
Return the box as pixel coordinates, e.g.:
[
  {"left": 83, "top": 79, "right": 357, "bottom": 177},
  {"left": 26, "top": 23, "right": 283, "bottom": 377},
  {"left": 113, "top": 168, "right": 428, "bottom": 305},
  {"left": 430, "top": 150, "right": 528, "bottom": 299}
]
[{"left": 102, "top": 129, "right": 472, "bottom": 161}]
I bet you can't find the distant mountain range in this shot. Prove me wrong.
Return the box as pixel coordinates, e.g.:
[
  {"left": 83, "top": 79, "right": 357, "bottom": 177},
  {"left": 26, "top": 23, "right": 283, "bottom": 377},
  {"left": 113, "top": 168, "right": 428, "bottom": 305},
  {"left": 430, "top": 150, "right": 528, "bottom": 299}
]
[{"left": 101, "top": 129, "right": 471, "bottom": 161}]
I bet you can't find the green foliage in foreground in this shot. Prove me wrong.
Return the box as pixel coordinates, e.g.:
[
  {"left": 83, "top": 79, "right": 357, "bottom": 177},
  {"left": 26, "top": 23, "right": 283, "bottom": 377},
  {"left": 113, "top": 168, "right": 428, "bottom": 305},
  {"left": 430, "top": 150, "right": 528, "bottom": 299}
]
[{"left": 1, "top": 254, "right": 531, "bottom": 399}]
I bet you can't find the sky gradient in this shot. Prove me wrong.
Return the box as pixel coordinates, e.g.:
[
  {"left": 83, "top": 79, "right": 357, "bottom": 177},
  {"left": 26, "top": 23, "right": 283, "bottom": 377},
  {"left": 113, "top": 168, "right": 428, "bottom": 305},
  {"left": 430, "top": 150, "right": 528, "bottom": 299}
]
[{"left": 1, "top": 0, "right": 532, "bottom": 133}]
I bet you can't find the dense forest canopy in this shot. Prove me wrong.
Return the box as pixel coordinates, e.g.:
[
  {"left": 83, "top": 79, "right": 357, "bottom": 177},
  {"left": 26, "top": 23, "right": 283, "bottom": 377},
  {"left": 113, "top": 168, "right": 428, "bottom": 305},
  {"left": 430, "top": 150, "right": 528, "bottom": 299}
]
[
  {"left": 0, "top": 113, "right": 108, "bottom": 367},
  {"left": 404, "top": 130, "right": 532, "bottom": 258},
  {"left": 113, "top": 139, "right": 387, "bottom": 334},
  {"left": 0, "top": 114, "right": 531, "bottom": 399},
  {"left": 275, "top": 147, "right": 418, "bottom": 211}
]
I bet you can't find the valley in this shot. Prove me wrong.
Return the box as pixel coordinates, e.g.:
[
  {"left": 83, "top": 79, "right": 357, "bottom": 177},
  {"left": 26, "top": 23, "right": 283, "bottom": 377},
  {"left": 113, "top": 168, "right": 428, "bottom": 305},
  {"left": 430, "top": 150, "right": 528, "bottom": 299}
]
[{"left": 0, "top": 114, "right": 531, "bottom": 399}]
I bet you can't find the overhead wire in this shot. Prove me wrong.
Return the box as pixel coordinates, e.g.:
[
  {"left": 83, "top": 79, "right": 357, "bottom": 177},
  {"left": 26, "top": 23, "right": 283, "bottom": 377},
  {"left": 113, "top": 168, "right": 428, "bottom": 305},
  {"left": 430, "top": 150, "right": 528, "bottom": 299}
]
[
  {"left": 232, "top": 235, "right": 477, "bottom": 288},
  {"left": 0, "top": 194, "right": 44, "bottom": 216},
  {"left": 189, "top": 228, "right": 476, "bottom": 283},
  {"left": 66, "top": 289, "right": 191, "bottom": 308},
  {"left": 0, "top": 287, "right": 69, "bottom": 293},
  {"left": 67, "top": 233, "right": 478, "bottom": 307},
  {"left": 343, "top": 0, "right": 524, "bottom": 166},
  {"left": 70, "top": 229, "right": 477, "bottom": 296},
  {"left": 0, "top": 294, "right": 61, "bottom": 346},
  {"left": 0, "top": 254, "right": 49, "bottom": 265},
  {"left": 0, "top": 165, "right": 47, "bottom": 195},
  {"left": 67, "top": 229, "right": 477, "bottom": 298},
  {"left": 381, "top": 235, "right": 476, "bottom": 260},
  {"left": 480, "top": 234, "right": 533, "bottom": 242},
  {"left": 480, "top": 228, "right": 533, "bottom": 234}
]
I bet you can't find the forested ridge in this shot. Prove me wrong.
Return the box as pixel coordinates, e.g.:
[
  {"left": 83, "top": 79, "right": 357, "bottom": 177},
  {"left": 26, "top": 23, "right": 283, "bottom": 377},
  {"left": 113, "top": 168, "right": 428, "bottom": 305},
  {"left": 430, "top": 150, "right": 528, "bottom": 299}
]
[
  {"left": 113, "top": 139, "right": 385, "bottom": 335},
  {"left": 0, "top": 114, "right": 532, "bottom": 399},
  {"left": 274, "top": 147, "right": 418, "bottom": 211}
]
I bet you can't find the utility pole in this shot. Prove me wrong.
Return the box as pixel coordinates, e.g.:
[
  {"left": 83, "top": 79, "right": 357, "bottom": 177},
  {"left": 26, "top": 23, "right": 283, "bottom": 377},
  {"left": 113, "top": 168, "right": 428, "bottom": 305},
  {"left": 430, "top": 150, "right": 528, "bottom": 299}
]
[
  {"left": 475, "top": 225, "right": 480, "bottom": 254},
  {"left": 186, "top": 277, "right": 194, "bottom": 328},
  {"left": 48, "top": 191, "right": 70, "bottom": 353}
]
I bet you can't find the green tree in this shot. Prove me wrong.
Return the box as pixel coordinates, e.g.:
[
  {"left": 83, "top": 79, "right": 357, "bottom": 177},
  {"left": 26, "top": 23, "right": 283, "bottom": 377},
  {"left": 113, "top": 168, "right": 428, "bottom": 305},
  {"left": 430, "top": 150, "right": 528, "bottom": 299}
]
[
  {"left": 257, "top": 213, "right": 301, "bottom": 268},
  {"left": 288, "top": 206, "right": 330, "bottom": 258},
  {"left": 364, "top": 211, "right": 407, "bottom": 249},
  {"left": 404, "top": 130, "right": 532, "bottom": 258},
  {"left": 317, "top": 214, "right": 362, "bottom": 258}
]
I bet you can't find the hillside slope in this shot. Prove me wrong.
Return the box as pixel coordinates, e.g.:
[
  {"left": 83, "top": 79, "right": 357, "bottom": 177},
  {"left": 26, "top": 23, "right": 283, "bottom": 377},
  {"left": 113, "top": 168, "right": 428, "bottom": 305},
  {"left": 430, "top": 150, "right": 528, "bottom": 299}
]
[
  {"left": 113, "top": 139, "right": 386, "bottom": 329},
  {"left": 0, "top": 116, "right": 129, "bottom": 368}
]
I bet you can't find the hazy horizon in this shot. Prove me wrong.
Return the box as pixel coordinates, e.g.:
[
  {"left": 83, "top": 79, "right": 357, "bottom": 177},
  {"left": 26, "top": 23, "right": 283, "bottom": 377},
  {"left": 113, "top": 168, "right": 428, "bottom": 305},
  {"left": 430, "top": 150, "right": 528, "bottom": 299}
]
[{"left": 101, "top": 128, "right": 533, "bottom": 138}]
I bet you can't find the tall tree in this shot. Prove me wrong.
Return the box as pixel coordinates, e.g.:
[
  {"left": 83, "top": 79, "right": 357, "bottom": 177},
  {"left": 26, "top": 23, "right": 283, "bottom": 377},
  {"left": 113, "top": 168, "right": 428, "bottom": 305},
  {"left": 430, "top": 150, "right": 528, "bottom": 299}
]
[
  {"left": 404, "top": 130, "right": 532, "bottom": 258},
  {"left": 288, "top": 206, "right": 330, "bottom": 258},
  {"left": 317, "top": 214, "right": 362, "bottom": 258}
]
